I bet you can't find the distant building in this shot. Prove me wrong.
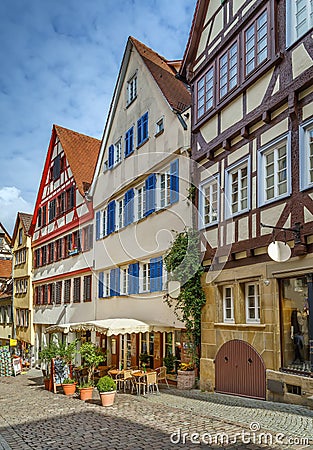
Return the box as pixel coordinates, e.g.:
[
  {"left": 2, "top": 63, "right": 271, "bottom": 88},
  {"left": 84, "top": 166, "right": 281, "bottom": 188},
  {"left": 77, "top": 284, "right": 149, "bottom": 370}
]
[
  {"left": 0, "top": 223, "right": 13, "bottom": 346},
  {"left": 181, "top": 0, "right": 313, "bottom": 405},
  {"left": 0, "top": 222, "right": 12, "bottom": 260},
  {"left": 12, "top": 212, "right": 34, "bottom": 366}
]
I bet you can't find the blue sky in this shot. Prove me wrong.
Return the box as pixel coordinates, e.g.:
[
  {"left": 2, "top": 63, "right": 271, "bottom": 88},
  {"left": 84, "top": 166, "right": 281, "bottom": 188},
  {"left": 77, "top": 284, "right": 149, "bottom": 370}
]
[{"left": 0, "top": 0, "right": 195, "bottom": 235}]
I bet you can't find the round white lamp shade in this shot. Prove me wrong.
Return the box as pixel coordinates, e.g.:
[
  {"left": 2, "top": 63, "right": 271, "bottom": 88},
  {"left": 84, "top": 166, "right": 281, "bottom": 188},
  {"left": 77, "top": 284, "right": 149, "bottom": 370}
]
[{"left": 267, "top": 241, "right": 291, "bottom": 262}]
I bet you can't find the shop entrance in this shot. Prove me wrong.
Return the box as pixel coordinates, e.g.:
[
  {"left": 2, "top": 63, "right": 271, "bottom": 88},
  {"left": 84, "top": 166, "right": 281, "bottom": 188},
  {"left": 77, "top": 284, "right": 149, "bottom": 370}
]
[
  {"left": 280, "top": 276, "right": 311, "bottom": 374},
  {"left": 215, "top": 340, "right": 266, "bottom": 399}
]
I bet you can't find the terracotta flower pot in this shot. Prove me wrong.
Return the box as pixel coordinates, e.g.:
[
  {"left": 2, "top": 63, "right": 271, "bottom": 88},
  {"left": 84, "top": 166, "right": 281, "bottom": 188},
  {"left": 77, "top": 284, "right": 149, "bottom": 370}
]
[
  {"left": 62, "top": 383, "right": 77, "bottom": 396},
  {"left": 79, "top": 386, "right": 94, "bottom": 401},
  {"left": 99, "top": 391, "right": 116, "bottom": 407}
]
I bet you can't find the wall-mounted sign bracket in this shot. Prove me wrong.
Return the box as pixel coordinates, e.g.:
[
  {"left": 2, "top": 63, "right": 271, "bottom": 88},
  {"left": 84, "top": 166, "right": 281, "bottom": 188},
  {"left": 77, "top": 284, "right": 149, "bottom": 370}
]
[{"left": 260, "top": 222, "right": 302, "bottom": 245}]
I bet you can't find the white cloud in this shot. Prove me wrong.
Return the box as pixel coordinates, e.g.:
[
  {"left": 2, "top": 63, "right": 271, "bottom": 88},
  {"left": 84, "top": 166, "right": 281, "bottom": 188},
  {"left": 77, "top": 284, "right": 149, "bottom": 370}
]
[
  {"left": 0, "top": 186, "right": 33, "bottom": 235},
  {"left": 0, "top": 0, "right": 195, "bottom": 219}
]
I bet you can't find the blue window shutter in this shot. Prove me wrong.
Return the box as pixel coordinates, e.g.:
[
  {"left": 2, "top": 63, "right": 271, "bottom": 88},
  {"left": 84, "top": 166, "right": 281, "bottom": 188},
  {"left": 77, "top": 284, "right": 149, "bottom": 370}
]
[
  {"left": 143, "top": 112, "right": 148, "bottom": 140},
  {"left": 98, "top": 272, "right": 104, "bottom": 298},
  {"left": 144, "top": 174, "right": 156, "bottom": 216},
  {"left": 137, "top": 117, "right": 142, "bottom": 146},
  {"left": 124, "top": 188, "right": 134, "bottom": 226},
  {"left": 115, "top": 268, "right": 120, "bottom": 296},
  {"left": 129, "top": 127, "right": 133, "bottom": 154},
  {"left": 125, "top": 132, "right": 128, "bottom": 157},
  {"left": 128, "top": 262, "right": 139, "bottom": 294},
  {"left": 125, "top": 127, "right": 134, "bottom": 157},
  {"left": 110, "top": 268, "right": 120, "bottom": 296},
  {"left": 107, "top": 201, "right": 116, "bottom": 235},
  {"left": 150, "top": 257, "right": 163, "bottom": 292},
  {"left": 96, "top": 211, "right": 100, "bottom": 240},
  {"left": 170, "top": 159, "right": 179, "bottom": 204},
  {"left": 108, "top": 145, "right": 114, "bottom": 169},
  {"left": 110, "top": 269, "right": 115, "bottom": 297},
  {"left": 128, "top": 264, "right": 133, "bottom": 294}
]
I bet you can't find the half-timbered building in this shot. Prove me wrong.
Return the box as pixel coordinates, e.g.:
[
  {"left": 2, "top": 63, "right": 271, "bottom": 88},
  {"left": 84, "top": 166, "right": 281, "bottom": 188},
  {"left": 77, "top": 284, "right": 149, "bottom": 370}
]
[
  {"left": 181, "top": 0, "right": 313, "bottom": 404},
  {"left": 30, "top": 125, "right": 101, "bottom": 362},
  {"left": 0, "top": 223, "right": 13, "bottom": 346},
  {"left": 89, "top": 37, "right": 192, "bottom": 370}
]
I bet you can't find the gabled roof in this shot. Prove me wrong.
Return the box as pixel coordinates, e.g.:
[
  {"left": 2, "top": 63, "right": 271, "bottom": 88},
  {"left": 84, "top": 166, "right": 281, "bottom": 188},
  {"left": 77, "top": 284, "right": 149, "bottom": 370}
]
[
  {"left": 0, "top": 259, "right": 12, "bottom": 279},
  {"left": 180, "top": 0, "right": 209, "bottom": 81},
  {"left": 130, "top": 37, "right": 191, "bottom": 112},
  {"left": 0, "top": 222, "right": 12, "bottom": 244},
  {"left": 90, "top": 36, "right": 191, "bottom": 194},
  {"left": 54, "top": 125, "right": 101, "bottom": 195},
  {"left": 30, "top": 125, "right": 101, "bottom": 234},
  {"left": 12, "top": 212, "right": 32, "bottom": 244}
]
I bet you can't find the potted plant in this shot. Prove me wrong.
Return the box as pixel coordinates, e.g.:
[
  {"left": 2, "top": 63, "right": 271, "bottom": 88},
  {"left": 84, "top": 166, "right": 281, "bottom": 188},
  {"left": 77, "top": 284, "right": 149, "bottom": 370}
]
[
  {"left": 177, "top": 362, "right": 196, "bottom": 390},
  {"left": 163, "top": 354, "right": 176, "bottom": 373},
  {"left": 78, "top": 342, "right": 104, "bottom": 401},
  {"left": 96, "top": 376, "right": 117, "bottom": 406},
  {"left": 61, "top": 377, "right": 77, "bottom": 396},
  {"left": 39, "top": 337, "right": 78, "bottom": 391},
  {"left": 39, "top": 339, "right": 59, "bottom": 390},
  {"left": 139, "top": 352, "right": 150, "bottom": 369}
]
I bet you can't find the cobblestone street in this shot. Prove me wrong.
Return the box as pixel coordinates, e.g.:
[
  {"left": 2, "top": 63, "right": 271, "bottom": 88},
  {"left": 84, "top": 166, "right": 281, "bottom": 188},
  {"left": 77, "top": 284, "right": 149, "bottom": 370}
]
[{"left": 0, "top": 370, "right": 313, "bottom": 450}]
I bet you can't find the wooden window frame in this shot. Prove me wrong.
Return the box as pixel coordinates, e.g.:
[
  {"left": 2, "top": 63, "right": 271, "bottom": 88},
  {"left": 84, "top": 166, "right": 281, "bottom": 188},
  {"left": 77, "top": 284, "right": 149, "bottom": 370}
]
[
  {"left": 258, "top": 133, "right": 291, "bottom": 207},
  {"left": 225, "top": 157, "right": 250, "bottom": 218},
  {"left": 83, "top": 275, "right": 92, "bottom": 302},
  {"left": 64, "top": 279, "right": 71, "bottom": 304},
  {"left": 127, "top": 74, "right": 137, "bottom": 106},
  {"left": 299, "top": 118, "right": 313, "bottom": 191},
  {"left": 245, "top": 283, "right": 260, "bottom": 323},
  {"left": 218, "top": 39, "right": 238, "bottom": 100},
  {"left": 223, "top": 285, "right": 234, "bottom": 323},
  {"left": 243, "top": 7, "right": 269, "bottom": 78},
  {"left": 196, "top": 65, "right": 214, "bottom": 119},
  {"left": 73, "top": 277, "right": 81, "bottom": 303},
  {"left": 199, "top": 175, "right": 219, "bottom": 228}
]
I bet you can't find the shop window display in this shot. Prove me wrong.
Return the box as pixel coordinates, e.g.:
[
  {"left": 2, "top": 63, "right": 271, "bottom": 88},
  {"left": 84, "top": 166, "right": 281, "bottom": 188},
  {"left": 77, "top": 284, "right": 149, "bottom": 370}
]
[{"left": 281, "top": 276, "right": 310, "bottom": 373}]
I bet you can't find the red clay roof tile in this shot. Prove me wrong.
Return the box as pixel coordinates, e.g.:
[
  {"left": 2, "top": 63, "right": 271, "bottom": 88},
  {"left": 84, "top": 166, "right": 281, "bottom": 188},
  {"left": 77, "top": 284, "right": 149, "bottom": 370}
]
[
  {"left": 54, "top": 125, "right": 101, "bottom": 195},
  {"left": 0, "top": 259, "right": 12, "bottom": 279},
  {"left": 130, "top": 37, "right": 191, "bottom": 112}
]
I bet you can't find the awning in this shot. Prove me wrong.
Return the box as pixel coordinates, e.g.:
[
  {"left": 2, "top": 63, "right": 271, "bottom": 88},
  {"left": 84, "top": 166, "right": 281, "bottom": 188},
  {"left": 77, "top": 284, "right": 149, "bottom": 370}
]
[{"left": 45, "top": 318, "right": 180, "bottom": 336}]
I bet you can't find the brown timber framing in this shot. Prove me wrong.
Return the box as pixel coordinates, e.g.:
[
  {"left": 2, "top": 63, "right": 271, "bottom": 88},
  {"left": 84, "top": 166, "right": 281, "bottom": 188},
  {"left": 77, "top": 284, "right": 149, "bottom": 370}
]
[{"left": 191, "top": 0, "right": 313, "bottom": 269}]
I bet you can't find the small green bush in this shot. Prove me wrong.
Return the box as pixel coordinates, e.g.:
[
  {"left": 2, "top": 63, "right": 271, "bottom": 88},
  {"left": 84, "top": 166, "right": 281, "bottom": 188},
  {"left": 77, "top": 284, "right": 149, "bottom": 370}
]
[
  {"left": 96, "top": 376, "right": 116, "bottom": 392},
  {"left": 62, "top": 378, "right": 76, "bottom": 384}
]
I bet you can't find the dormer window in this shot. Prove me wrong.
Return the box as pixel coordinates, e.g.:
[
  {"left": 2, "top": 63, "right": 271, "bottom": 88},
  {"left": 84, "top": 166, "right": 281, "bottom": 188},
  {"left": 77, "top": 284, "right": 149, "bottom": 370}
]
[{"left": 127, "top": 75, "right": 137, "bottom": 105}]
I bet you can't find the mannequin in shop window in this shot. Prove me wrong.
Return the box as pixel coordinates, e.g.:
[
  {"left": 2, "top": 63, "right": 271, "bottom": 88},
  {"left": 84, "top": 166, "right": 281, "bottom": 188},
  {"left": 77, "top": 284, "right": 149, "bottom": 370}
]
[{"left": 291, "top": 309, "right": 304, "bottom": 363}]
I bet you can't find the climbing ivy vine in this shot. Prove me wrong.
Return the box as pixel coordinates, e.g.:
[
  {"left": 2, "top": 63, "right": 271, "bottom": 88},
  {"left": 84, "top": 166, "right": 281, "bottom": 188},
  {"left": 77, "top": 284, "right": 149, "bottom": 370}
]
[{"left": 164, "top": 228, "right": 206, "bottom": 366}]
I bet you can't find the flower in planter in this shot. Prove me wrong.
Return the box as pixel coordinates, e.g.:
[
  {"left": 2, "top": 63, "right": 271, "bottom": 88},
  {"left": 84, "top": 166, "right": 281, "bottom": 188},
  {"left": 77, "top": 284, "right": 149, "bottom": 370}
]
[{"left": 178, "top": 362, "right": 195, "bottom": 371}]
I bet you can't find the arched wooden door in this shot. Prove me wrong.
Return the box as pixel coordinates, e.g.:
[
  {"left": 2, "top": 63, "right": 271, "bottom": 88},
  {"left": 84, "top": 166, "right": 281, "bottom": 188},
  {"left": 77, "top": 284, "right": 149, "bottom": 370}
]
[{"left": 215, "top": 340, "right": 266, "bottom": 400}]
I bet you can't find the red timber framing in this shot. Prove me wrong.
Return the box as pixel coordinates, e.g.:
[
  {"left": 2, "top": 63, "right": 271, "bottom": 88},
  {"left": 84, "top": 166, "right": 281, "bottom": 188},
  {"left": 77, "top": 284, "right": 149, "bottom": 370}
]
[{"left": 30, "top": 125, "right": 100, "bottom": 314}]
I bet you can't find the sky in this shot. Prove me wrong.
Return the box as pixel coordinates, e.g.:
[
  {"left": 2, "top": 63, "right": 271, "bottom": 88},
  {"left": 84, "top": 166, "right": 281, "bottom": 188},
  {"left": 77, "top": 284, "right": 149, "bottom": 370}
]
[{"left": 0, "top": 0, "right": 195, "bottom": 235}]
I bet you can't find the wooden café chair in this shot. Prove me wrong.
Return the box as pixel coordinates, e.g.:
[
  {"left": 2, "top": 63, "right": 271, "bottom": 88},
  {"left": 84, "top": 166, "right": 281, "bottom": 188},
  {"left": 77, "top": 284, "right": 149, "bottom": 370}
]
[{"left": 155, "top": 366, "right": 169, "bottom": 388}]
